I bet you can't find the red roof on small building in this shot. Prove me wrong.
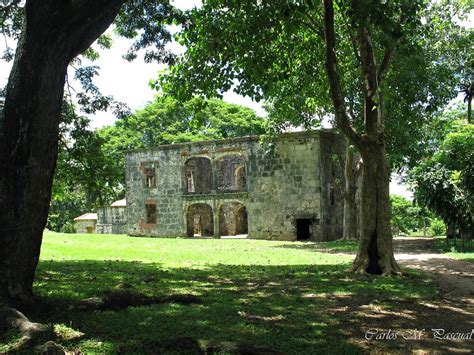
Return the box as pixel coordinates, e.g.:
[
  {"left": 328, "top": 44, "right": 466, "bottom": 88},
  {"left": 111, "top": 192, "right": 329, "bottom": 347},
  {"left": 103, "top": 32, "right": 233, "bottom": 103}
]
[{"left": 73, "top": 213, "right": 98, "bottom": 221}]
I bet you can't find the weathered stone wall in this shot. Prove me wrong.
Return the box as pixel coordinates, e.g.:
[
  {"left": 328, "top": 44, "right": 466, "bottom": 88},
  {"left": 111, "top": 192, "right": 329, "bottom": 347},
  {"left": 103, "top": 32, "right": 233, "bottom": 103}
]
[
  {"left": 97, "top": 206, "right": 127, "bottom": 234},
  {"left": 126, "top": 147, "right": 184, "bottom": 237},
  {"left": 125, "top": 130, "right": 345, "bottom": 241},
  {"left": 96, "top": 224, "right": 112, "bottom": 234},
  {"left": 98, "top": 207, "right": 112, "bottom": 224},
  {"left": 74, "top": 220, "right": 96, "bottom": 234},
  {"left": 217, "top": 155, "right": 245, "bottom": 192},
  {"left": 319, "top": 131, "right": 346, "bottom": 241},
  {"left": 247, "top": 132, "right": 324, "bottom": 240}
]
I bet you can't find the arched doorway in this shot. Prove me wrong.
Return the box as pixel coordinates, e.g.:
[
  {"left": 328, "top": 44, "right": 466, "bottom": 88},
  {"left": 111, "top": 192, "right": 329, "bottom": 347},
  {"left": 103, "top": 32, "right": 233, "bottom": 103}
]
[
  {"left": 186, "top": 203, "right": 214, "bottom": 237},
  {"left": 219, "top": 203, "right": 248, "bottom": 236},
  {"left": 235, "top": 206, "right": 248, "bottom": 235},
  {"left": 184, "top": 157, "right": 212, "bottom": 194},
  {"left": 216, "top": 155, "right": 246, "bottom": 192}
]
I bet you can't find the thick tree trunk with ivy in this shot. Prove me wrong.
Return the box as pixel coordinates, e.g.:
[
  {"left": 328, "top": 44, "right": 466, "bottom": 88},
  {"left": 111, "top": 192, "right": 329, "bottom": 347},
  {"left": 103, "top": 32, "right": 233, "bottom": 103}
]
[
  {"left": 0, "top": 0, "right": 124, "bottom": 303},
  {"left": 323, "top": 0, "right": 402, "bottom": 274}
]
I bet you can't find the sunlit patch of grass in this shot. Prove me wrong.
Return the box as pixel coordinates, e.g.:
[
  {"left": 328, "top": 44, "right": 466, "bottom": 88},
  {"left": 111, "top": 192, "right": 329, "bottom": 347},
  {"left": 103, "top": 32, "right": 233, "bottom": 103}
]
[
  {"left": 54, "top": 323, "right": 85, "bottom": 341},
  {"left": 433, "top": 236, "right": 474, "bottom": 263},
  {"left": 0, "top": 232, "right": 436, "bottom": 353},
  {"left": 0, "top": 330, "right": 21, "bottom": 352}
]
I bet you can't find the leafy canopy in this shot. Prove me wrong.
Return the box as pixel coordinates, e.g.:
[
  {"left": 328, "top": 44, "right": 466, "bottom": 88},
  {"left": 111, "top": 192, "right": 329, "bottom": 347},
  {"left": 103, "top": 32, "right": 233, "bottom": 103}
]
[
  {"left": 157, "top": 0, "right": 470, "bottom": 170},
  {"left": 410, "top": 115, "right": 473, "bottom": 229}
]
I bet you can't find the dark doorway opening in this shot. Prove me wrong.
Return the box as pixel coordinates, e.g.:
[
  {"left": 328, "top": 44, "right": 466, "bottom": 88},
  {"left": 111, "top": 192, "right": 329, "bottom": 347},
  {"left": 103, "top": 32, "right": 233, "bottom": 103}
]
[{"left": 296, "top": 219, "right": 312, "bottom": 241}]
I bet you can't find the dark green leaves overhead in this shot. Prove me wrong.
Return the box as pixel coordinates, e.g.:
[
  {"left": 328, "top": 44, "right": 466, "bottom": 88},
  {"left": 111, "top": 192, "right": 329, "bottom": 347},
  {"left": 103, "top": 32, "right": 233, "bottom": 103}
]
[
  {"left": 114, "top": 0, "right": 182, "bottom": 63},
  {"left": 158, "top": 0, "right": 469, "bottom": 170}
]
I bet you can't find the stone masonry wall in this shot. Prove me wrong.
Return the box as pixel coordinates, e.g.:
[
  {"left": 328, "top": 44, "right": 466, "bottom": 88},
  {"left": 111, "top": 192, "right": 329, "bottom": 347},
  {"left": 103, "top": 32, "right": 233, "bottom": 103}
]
[
  {"left": 125, "top": 131, "right": 345, "bottom": 241},
  {"left": 247, "top": 132, "right": 323, "bottom": 240},
  {"left": 126, "top": 147, "right": 184, "bottom": 237},
  {"left": 74, "top": 220, "right": 96, "bottom": 234},
  {"left": 97, "top": 206, "right": 127, "bottom": 234}
]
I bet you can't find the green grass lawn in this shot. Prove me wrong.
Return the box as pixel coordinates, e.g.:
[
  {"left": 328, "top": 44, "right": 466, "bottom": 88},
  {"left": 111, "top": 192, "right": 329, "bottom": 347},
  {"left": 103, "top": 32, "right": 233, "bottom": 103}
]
[
  {"left": 432, "top": 236, "right": 474, "bottom": 263},
  {"left": 1, "top": 232, "right": 435, "bottom": 354}
]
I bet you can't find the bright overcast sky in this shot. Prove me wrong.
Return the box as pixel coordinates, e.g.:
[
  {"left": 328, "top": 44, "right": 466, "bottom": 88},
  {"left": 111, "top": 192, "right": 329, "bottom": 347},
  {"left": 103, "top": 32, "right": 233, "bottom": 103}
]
[{"left": 0, "top": 0, "right": 264, "bottom": 129}]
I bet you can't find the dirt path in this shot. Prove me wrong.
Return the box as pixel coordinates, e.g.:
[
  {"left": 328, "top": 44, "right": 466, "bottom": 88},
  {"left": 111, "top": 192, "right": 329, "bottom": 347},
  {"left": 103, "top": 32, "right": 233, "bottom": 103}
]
[
  {"left": 323, "top": 237, "right": 474, "bottom": 353},
  {"left": 394, "top": 237, "right": 473, "bottom": 302}
]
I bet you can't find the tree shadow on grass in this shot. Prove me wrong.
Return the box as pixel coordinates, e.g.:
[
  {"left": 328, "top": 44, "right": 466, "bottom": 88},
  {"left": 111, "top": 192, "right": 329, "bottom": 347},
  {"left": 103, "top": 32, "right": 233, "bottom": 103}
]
[
  {"left": 271, "top": 240, "right": 358, "bottom": 254},
  {"left": 2, "top": 260, "right": 472, "bottom": 354}
]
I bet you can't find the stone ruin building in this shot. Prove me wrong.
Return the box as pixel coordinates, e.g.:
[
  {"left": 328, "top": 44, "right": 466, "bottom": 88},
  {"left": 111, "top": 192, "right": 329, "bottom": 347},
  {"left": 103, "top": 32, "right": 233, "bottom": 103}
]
[
  {"left": 125, "top": 130, "right": 346, "bottom": 241},
  {"left": 73, "top": 199, "right": 127, "bottom": 234},
  {"left": 73, "top": 213, "right": 98, "bottom": 234},
  {"left": 96, "top": 199, "right": 127, "bottom": 234}
]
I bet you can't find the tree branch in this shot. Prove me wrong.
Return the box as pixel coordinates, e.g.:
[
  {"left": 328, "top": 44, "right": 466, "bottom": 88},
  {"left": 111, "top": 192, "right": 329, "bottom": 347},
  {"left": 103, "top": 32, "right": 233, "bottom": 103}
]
[
  {"left": 301, "top": 10, "right": 324, "bottom": 39},
  {"left": 323, "top": 0, "right": 363, "bottom": 148},
  {"left": 341, "top": 11, "right": 361, "bottom": 65},
  {"left": 378, "top": 13, "right": 406, "bottom": 84},
  {"left": 357, "top": 26, "right": 378, "bottom": 96},
  {"left": 377, "top": 46, "right": 394, "bottom": 84},
  {"left": 351, "top": 0, "right": 381, "bottom": 135}
]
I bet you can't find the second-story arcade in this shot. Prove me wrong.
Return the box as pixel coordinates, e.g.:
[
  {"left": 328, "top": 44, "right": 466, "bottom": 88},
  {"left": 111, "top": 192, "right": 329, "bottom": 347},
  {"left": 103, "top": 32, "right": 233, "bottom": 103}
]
[{"left": 125, "top": 130, "right": 346, "bottom": 241}]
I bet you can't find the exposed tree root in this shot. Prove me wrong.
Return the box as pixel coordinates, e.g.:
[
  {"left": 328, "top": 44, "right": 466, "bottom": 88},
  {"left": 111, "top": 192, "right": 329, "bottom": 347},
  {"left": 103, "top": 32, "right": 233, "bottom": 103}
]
[
  {"left": 0, "top": 306, "right": 53, "bottom": 349},
  {"left": 73, "top": 289, "right": 202, "bottom": 311},
  {"left": 1, "top": 290, "right": 202, "bottom": 351},
  {"left": 350, "top": 253, "right": 406, "bottom": 276}
]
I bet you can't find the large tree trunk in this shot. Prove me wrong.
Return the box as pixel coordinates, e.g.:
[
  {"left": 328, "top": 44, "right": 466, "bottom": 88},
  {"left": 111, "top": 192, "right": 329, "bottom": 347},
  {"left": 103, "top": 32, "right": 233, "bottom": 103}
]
[
  {"left": 351, "top": 141, "right": 401, "bottom": 275},
  {"left": 0, "top": 31, "right": 68, "bottom": 301},
  {"left": 0, "top": 0, "right": 124, "bottom": 302},
  {"left": 323, "top": 0, "right": 402, "bottom": 275},
  {"left": 342, "top": 140, "right": 359, "bottom": 240}
]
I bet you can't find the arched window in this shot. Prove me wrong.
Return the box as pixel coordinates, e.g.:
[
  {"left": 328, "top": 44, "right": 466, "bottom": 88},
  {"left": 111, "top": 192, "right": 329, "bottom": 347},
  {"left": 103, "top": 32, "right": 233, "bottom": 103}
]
[
  {"left": 235, "top": 166, "right": 247, "bottom": 191},
  {"left": 184, "top": 157, "right": 212, "bottom": 194},
  {"left": 216, "top": 155, "right": 246, "bottom": 192}
]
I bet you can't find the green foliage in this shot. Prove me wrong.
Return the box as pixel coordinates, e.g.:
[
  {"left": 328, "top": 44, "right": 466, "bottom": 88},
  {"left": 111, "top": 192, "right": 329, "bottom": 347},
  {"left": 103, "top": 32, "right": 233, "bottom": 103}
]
[
  {"left": 1, "top": 1, "right": 182, "bottom": 64},
  {"left": 48, "top": 102, "right": 124, "bottom": 232},
  {"left": 410, "top": 117, "right": 473, "bottom": 231},
  {"left": 389, "top": 195, "right": 445, "bottom": 236},
  {"left": 114, "top": 1, "right": 182, "bottom": 63},
  {"left": 157, "top": 0, "right": 469, "bottom": 170},
  {"left": 429, "top": 218, "right": 446, "bottom": 237},
  {"left": 103, "top": 96, "right": 266, "bottom": 149},
  {"left": 390, "top": 195, "right": 421, "bottom": 236},
  {"left": 47, "top": 187, "right": 84, "bottom": 234},
  {"left": 433, "top": 236, "right": 474, "bottom": 260}
]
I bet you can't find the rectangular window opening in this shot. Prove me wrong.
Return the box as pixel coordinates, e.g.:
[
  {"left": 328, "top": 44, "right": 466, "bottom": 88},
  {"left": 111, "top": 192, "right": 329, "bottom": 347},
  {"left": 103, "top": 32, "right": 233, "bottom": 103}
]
[{"left": 144, "top": 168, "right": 156, "bottom": 188}]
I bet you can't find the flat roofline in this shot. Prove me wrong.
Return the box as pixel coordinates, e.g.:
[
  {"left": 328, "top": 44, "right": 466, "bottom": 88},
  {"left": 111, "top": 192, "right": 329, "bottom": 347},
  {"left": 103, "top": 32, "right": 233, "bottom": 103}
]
[{"left": 125, "top": 129, "right": 337, "bottom": 155}]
